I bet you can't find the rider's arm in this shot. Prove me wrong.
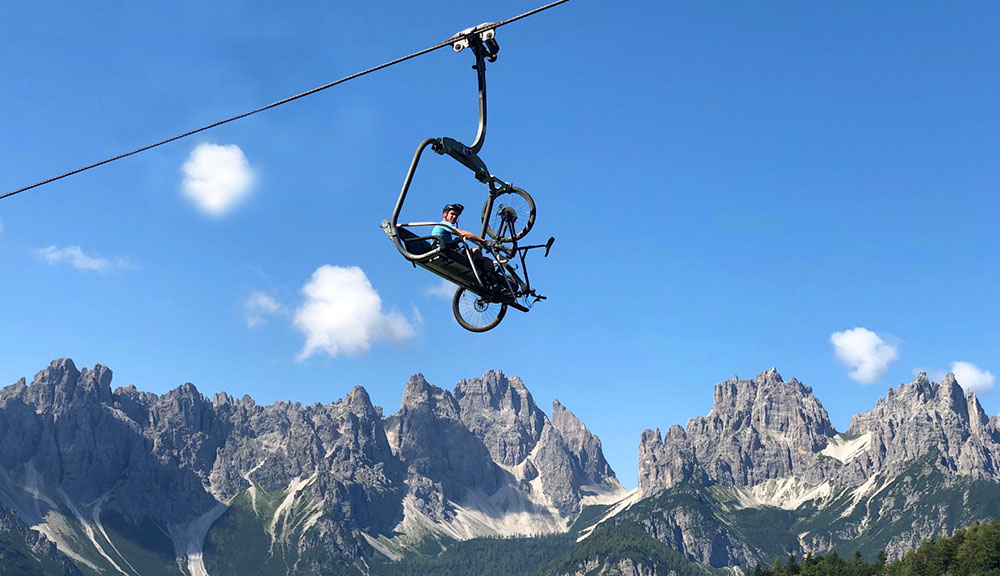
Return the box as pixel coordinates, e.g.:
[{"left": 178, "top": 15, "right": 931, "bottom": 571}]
[{"left": 455, "top": 228, "right": 484, "bottom": 244}]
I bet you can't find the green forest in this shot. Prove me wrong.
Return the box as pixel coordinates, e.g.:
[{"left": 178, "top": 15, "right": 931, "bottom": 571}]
[
  {"left": 748, "top": 520, "right": 1000, "bottom": 576},
  {"left": 366, "top": 519, "right": 1000, "bottom": 576}
]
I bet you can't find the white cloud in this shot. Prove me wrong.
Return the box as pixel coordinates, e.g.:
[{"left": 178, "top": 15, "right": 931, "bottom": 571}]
[
  {"left": 181, "top": 143, "right": 255, "bottom": 217},
  {"left": 950, "top": 361, "right": 995, "bottom": 394},
  {"left": 424, "top": 279, "right": 456, "bottom": 300},
  {"left": 245, "top": 291, "right": 284, "bottom": 328},
  {"left": 36, "top": 245, "right": 132, "bottom": 272},
  {"left": 830, "top": 327, "right": 899, "bottom": 384},
  {"left": 293, "top": 265, "right": 416, "bottom": 360}
]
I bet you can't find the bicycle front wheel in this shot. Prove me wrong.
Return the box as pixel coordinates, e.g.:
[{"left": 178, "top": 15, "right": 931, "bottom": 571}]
[
  {"left": 452, "top": 287, "right": 507, "bottom": 332},
  {"left": 483, "top": 187, "right": 535, "bottom": 242}
]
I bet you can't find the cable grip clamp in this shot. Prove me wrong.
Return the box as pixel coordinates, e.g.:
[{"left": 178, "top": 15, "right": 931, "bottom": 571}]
[{"left": 451, "top": 23, "right": 499, "bottom": 59}]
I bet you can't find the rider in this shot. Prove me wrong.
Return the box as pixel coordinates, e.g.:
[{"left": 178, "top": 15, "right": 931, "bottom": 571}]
[
  {"left": 432, "top": 203, "right": 482, "bottom": 247},
  {"left": 432, "top": 203, "right": 499, "bottom": 289}
]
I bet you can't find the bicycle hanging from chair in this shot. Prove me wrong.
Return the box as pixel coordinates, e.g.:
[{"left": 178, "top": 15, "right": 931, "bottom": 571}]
[{"left": 381, "top": 23, "right": 554, "bottom": 332}]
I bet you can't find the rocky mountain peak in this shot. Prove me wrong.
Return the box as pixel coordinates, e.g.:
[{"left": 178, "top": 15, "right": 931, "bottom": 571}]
[
  {"left": 154, "top": 382, "right": 216, "bottom": 433},
  {"left": 845, "top": 373, "right": 1000, "bottom": 483},
  {"left": 890, "top": 371, "right": 934, "bottom": 401},
  {"left": 966, "top": 390, "right": 990, "bottom": 432},
  {"left": 399, "top": 373, "right": 459, "bottom": 419},
  {"left": 938, "top": 372, "right": 969, "bottom": 417},
  {"left": 21, "top": 358, "right": 114, "bottom": 411},
  {"left": 641, "top": 428, "right": 661, "bottom": 443},
  {"left": 851, "top": 373, "right": 983, "bottom": 432},
  {"left": 454, "top": 371, "right": 546, "bottom": 467},
  {"left": 345, "top": 385, "right": 379, "bottom": 417},
  {"left": 1, "top": 360, "right": 624, "bottom": 571},
  {"left": 640, "top": 369, "right": 835, "bottom": 494},
  {"left": 703, "top": 369, "right": 834, "bottom": 447},
  {"left": 551, "top": 400, "right": 579, "bottom": 433},
  {"left": 212, "top": 390, "right": 234, "bottom": 407},
  {"left": 386, "top": 372, "right": 623, "bottom": 527},
  {"left": 454, "top": 371, "right": 542, "bottom": 428},
  {"left": 551, "top": 400, "right": 617, "bottom": 485},
  {"left": 386, "top": 374, "right": 500, "bottom": 502}
]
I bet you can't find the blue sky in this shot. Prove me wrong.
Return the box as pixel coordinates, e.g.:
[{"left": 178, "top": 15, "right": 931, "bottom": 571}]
[{"left": 1, "top": 1, "right": 997, "bottom": 490}]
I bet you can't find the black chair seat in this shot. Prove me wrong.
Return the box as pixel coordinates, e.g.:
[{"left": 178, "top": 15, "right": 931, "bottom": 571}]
[{"left": 396, "top": 227, "right": 481, "bottom": 290}]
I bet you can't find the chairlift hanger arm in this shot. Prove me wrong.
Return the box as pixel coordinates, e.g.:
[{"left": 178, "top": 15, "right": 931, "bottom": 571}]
[
  {"left": 451, "top": 23, "right": 500, "bottom": 155},
  {"left": 426, "top": 26, "right": 500, "bottom": 184}
]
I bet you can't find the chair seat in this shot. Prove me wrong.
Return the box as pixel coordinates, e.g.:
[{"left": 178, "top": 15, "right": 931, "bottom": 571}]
[{"left": 396, "top": 227, "right": 481, "bottom": 290}]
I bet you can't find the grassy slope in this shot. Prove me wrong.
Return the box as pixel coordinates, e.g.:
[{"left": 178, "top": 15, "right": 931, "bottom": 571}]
[
  {"left": 202, "top": 489, "right": 293, "bottom": 576},
  {"left": 0, "top": 538, "right": 67, "bottom": 576},
  {"left": 366, "top": 533, "right": 574, "bottom": 576},
  {"left": 96, "top": 511, "right": 178, "bottom": 576}
]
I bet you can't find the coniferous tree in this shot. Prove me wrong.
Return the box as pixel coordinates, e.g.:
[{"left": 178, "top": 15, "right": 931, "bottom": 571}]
[{"left": 786, "top": 553, "right": 800, "bottom": 575}]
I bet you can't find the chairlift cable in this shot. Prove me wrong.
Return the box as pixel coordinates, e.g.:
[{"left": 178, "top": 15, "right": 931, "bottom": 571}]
[{"left": 1, "top": 0, "right": 571, "bottom": 202}]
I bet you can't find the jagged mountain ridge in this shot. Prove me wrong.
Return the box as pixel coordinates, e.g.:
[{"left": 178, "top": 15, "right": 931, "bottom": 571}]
[
  {"left": 624, "top": 367, "right": 1000, "bottom": 572},
  {"left": 639, "top": 368, "right": 1000, "bottom": 496},
  {"left": 4, "top": 360, "right": 1000, "bottom": 576},
  {"left": 0, "top": 359, "right": 623, "bottom": 576}
]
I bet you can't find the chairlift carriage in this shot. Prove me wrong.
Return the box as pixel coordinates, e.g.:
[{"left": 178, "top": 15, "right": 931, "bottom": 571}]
[{"left": 381, "top": 24, "right": 555, "bottom": 332}]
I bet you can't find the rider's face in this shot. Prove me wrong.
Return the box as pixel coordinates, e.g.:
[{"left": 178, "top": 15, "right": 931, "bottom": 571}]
[{"left": 444, "top": 210, "right": 459, "bottom": 223}]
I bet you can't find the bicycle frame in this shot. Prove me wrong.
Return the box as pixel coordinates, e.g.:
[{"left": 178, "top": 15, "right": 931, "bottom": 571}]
[{"left": 486, "top": 215, "right": 551, "bottom": 312}]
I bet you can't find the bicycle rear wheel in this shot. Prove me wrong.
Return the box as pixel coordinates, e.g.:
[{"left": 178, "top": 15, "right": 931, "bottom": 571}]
[
  {"left": 452, "top": 287, "right": 507, "bottom": 332},
  {"left": 483, "top": 187, "right": 535, "bottom": 242}
]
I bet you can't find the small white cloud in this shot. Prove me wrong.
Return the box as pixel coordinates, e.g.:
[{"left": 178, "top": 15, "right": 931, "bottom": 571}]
[
  {"left": 245, "top": 291, "right": 284, "bottom": 328},
  {"left": 181, "top": 143, "right": 255, "bottom": 217},
  {"left": 950, "top": 361, "right": 995, "bottom": 394},
  {"left": 424, "top": 279, "right": 456, "bottom": 300},
  {"left": 830, "top": 327, "right": 899, "bottom": 384},
  {"left": 293, "top": 265, "right": 416, "bottom": 360},
  {"left": 36, "top": 245, "right": 132, "bottom": 272}
]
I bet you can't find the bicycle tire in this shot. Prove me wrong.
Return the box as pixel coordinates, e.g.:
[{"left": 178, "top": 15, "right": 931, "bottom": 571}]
[
  {"left": 483, "top": 187, "right": 536, "bottom": 242},
  {"left": 452, "top": 287, "right": 507, "bottom": 332}
]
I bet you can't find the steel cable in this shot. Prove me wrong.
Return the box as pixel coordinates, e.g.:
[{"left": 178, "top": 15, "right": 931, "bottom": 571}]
[{"left": 2, "top": 0, "right": 571, "bottom": 201}]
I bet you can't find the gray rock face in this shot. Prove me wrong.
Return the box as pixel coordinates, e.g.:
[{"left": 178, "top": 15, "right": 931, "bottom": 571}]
[
  {"left": 551, "top": 557, "right": 670, "bottom": 576},
  {"left": 385, "top": 374, "right": 501, "bottom": 502},
  {"left": 0, "top": 360, "right": 620, "bottom": 573},
  {"left": 633, "top": 369, "right": 1000, "bottom": 568},
  {"left": 387, "top": 371, "right": 623, "bottom": 521},
  {"left": 0, "top": 359, "right": 408, "bottom": 570},
  {"left": 639, "top": 369, "right": 836, "bottom": 494},
  {"left": 842, "top": 372, "right": 1000, "bottom": 484},
  {"left": 0, "top": 360, "right": 210, "bottom": 522},
  {"left": 0, "top": 500, "right": 82, "bottom": 576},
  {"left": 639, "top": 497, "right": 756, "bottom": 568},
  {"left": 552, "top": 400, "right": 617, "bottom": 487},
  {"left": 454, "top": 371, "right": 546, "bottom": 467}
]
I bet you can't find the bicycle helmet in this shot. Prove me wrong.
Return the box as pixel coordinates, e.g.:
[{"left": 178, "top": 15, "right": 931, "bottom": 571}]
[{"left": 443, "top": 203, "right": 465, "bottom": 214}]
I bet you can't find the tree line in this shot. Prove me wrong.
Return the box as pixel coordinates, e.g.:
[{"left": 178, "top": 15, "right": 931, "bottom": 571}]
[{"left": 747, "top": 519, "right": 1000, "bottom": 576}]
